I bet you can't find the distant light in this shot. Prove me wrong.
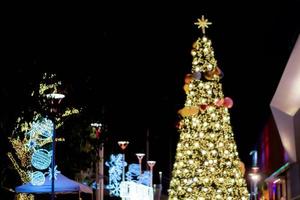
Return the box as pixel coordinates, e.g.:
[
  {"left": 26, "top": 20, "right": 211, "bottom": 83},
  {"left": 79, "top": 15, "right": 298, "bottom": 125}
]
[
  {"left": 249, "top": 173, "right": 260, "bottom": 181},
  {"left": 136, "top": 153, "right": 145, "bottom": 158},
  {"left": 46, "top": 93, "right": 65, "bottom": 99},
  {"left": 90, "top": 122, "right": 102, "bottom": 127},
  {"left": 273, "top": 178, "right": 281, "bottom": 184}
]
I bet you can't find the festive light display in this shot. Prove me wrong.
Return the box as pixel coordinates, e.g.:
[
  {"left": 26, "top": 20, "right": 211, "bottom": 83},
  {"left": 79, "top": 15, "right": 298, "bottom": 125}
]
[
  {"left": 168, "top": 16, "right": 249, "bottom": 199},
  {"left": 105, "top": 154, "right": 124, "bottom": 197},
  {"left": 126, "top": 164, "right": 140, "bottom": 181},
  {"left": 7, "top": 73, "right": 79, "bottom": 192},
  {"left": 7, "top": 152, "right": 30, "bottom": 183},
  {"left": 31, "top": 149, "right": 52, "bottom": 170},
  {"left": 120, "top": 181, "right": 153, "bottom": 200},
  {"left": 137, "top": 171, "right": 151, "bottom": 186},
  {"left": 47, "top": 165, "right": 61, "bottom": 181},
  {"left": 16, "top": 194, "right": 34, "bottom": 200},
  {"left": 30, "top": 171, "right": 46, "bottom": 186}
]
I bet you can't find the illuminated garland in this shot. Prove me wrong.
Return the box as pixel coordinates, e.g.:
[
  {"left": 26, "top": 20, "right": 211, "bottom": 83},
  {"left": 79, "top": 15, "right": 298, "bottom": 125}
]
[
  {"left": 7, "top": 152, "right": 30, "bottom": 183},
  {"left": 9, "top": 137, "right": 32, "bottom": 167},
  {"left": 16, "top": 193, "right": 34, "bottom": 200}
]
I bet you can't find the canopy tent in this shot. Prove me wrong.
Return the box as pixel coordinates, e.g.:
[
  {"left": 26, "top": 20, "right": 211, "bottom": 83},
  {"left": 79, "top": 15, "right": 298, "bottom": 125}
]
[{"left": 15, "top": 174, "right": 92, "bottom": 199}]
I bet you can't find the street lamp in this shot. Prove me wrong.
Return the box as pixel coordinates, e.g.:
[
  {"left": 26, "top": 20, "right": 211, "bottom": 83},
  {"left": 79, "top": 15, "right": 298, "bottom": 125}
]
[
  {"left": 135, "top": 153, "right": 145, "bottom": 176},
  {"left": 91, "top": 122, "right": 104, "bottom": 200},
  {"left": 249, "top": 150, "right": 260, "bottom": 200},
  {"left": 147, "top": 161, "right": 156, "bottom": 188},
  {"left": 118, "top": 141, "right": 129, "bottom": 182},
  {"left": 46, "top": 92, "right": 65, "bottom": 200}
]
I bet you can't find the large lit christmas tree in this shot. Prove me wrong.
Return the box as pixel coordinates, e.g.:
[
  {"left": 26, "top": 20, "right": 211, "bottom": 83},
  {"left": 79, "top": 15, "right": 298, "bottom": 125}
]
[{"left": 168, "top": 16, "right": 249, "bottom": 199}]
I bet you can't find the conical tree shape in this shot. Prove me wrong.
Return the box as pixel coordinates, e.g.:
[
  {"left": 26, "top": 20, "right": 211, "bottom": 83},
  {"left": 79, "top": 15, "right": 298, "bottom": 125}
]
[{"left": 168, "top": 16, "right": 249, "bottom": 200}]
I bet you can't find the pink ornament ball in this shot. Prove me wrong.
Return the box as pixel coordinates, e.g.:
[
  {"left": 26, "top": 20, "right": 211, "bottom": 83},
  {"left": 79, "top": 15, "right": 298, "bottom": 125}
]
[{"left": 223, "top": 97, "right": 233, "bottom": 108}]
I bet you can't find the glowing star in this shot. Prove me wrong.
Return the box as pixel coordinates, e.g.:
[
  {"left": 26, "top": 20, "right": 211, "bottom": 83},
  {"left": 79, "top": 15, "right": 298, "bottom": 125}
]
[
  {"left": 194, "top": 15, "right": 212, "bottom": 34},
  {"left": 47, "top": 165, "right": 60, "bottom": 180}
]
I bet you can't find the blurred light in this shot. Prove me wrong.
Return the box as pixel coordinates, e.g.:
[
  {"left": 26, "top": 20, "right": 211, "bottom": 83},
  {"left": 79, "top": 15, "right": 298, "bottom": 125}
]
[
  {"left": 46, "top": 93, "right": 65, "bottom": 99},
  {"left": 273, "top": 178, "right": 281, "bottom": 184}
]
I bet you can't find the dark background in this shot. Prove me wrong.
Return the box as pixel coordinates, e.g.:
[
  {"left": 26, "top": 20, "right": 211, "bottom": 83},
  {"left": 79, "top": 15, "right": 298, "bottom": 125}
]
[{"left": 1, "top": 1, "right": 299, "bottom": 198}]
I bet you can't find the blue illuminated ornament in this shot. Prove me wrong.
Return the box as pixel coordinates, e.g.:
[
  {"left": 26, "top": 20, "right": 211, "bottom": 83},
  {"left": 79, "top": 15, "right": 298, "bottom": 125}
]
[
  {"left": 138, "top": 171, "right": 151, "bottom": 186},
  {"left": 30, "top": 171, "right": 46, "bottom": 186},
  {"left": 126, "top": 163, "right": 140, "bottom": 181},
  {"left": 27, "top": 118, "right": 53, "bottom": 140},
  {"left": 31, "top": 149, "right": 52, "bottom": 170},
  {"left": 105, "top": 154, "right": 124, "bottom": 197},
  {"left": 47, "top": 165, "right": 60, "bottom": 180}
]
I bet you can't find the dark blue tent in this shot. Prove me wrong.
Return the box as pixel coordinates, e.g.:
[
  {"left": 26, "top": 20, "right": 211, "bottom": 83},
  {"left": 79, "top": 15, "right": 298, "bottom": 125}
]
[{"left": 15, "top": 174, "right": 92, "bottom": 197}]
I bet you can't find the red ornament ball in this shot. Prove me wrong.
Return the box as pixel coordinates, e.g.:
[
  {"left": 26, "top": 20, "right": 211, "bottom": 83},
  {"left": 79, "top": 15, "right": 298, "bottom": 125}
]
[
  {"left": 199, "top": 104, "right": 208, "bottom": 111},
  {"left": 223, "top": 97, "right": 233, "bottom": 108}
]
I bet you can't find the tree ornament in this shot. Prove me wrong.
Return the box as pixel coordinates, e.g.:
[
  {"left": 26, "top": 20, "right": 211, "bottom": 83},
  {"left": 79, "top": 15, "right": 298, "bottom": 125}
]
[
  {"left": 192, "top": 72, "right": 202, "bottom": 80},
  {"left": 199, "top": 104, "right": 208, "bottom": 111},
  {"left": 183, "top": 84, "right": 190, "bottom": 93},
  {"left": 215, "top": 98, "right": 224, "bottom": 107},
  {"left": 192, "top": 41, "right": 199, "bottom": 49},
  {"left": 223, "top": 97, "right": 233, "bottom": 108},
  {"left": 239, "top": 161, "right": 246, "bottom": 176},
  {"left": 184, "top": 74, "right": 193, "bottom": 84},
  {"left": 204, "top": 66, "right": 222, "bottom": 80},
  {"left": 178, "top": 106, "right": 199, "bottom": 117},
  {"left": 191, "top": 49, "right": 197, "bottom": 56}
]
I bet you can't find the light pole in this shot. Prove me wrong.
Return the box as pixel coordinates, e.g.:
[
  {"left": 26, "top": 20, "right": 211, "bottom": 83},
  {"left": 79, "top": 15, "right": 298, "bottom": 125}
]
[
  {"left": 91, "top": 122, "right": 104, "bottom": 200},
  {"left": 46, "top": 93, "right": 65, "bottom": 200},
  {"left": 118, "top": 141, "right": 129, "bottom": 182},
  {"left": 249, "top": 150, "right": 260, "bottom": 200},
  {"left": 147, "top": 161, "right": 156, "bottom": 188},
  {"left": 136, "top": 153, "right": 145, "bottom": 177}
]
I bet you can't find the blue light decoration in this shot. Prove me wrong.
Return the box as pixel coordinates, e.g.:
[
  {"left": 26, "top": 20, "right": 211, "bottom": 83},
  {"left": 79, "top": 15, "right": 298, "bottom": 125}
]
[
  {"left": 31, "top": 149, "right": 52, "bottom": 170},
  {"left": 120, "top": 181, "right": 153, "bottom": 200},
  {"left": 105, "top": 154, "right": 126, "bottom": 197},
  {"left": 26, "top": 117, "right": 54, "bottom": 151},
  {"left": 30, "top": 171, "right": 46, "bottom": 186},
  {"left": 137, "top": 171, "right": 151, "bottom": 186},
  {"left": 26, "top": 118, "right": 53, "bottom": 140},
  {"left": 126, "top": 163, "right": 140, "bottom": 181},
  {"left": 26, "top": 116, "right": 58, "bottom": 186},
  {"left": 125, "top": 164, "right": 151, "bottom": 187},
  {"left": 47, "top": 165, "right": 61, "bottom": 181}
]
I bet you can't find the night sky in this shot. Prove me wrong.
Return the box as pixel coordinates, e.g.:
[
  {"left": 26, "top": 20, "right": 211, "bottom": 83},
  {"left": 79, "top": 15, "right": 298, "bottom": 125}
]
[{"left": 1, "top": 1, "right": 299, "bottom": 196}]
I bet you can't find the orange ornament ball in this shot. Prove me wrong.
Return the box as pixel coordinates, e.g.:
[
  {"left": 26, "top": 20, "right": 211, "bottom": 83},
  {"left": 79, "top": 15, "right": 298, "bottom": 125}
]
[
  {"left": 183, "top": 84, "right": 190, "bottom": 93},
  {"left": 184, "top": 74, "right": 193, "bottom": 84}
]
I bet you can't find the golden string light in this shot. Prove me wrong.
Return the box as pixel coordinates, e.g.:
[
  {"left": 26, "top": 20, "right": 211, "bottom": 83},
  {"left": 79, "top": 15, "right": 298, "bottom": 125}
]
[{"left": 7, "top": 152, "right": 30, "bottom": 183}]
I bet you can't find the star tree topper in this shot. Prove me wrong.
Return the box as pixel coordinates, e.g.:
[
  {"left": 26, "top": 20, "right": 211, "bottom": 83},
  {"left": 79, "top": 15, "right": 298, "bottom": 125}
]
[{"left": 194, "top": 15, "right": 212, "bottom": 34}]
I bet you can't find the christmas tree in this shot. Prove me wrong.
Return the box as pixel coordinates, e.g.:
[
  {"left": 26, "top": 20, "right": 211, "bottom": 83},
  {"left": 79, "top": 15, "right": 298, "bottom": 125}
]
[{"left": 168, "top": 16, "right": 249, "bottom": 199}]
